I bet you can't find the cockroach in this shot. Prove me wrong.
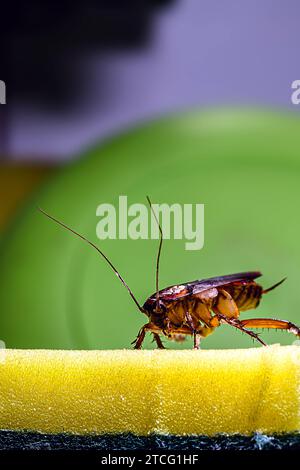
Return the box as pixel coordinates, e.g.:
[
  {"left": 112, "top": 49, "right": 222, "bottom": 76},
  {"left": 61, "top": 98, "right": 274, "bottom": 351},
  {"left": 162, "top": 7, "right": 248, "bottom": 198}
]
[{"left": 39, "top": 200, "right": 300, "bottom": 350}]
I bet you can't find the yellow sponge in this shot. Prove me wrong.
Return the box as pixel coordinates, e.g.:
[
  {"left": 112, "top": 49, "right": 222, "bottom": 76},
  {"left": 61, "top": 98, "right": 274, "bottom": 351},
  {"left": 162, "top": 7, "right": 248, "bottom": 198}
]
[{"left": 0, "top": 346, "right": 299, "bottom": 436}]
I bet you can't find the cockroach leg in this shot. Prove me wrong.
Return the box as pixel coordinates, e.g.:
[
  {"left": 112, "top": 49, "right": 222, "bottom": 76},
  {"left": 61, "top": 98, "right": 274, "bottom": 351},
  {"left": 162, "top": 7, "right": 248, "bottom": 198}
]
[
  {"left": 240, "top": 318, "right": 300, "bottom": 337},
  {"left": 132, "top": 323, "right": 164, "bottom": 349},
  {"left": 132, "top": 324, "right": 148, "bottom": 349},
  {"left": 217, "top": 314, "right": 267, "bottom": 346},
  {"left": 152, "top": 332, "right": 165, "bottom": 349},
  {"left": 210, "top": 316, "right": 220, "bottom": 327},
  {"left": 185, "top": 311, "right": 200, "bottom": 349},
  {"left": 185, "top": 311, "right": 194, "bottom": 330},
  {"left": 193, "top": 333, "right": 201, "bottom": 350}
]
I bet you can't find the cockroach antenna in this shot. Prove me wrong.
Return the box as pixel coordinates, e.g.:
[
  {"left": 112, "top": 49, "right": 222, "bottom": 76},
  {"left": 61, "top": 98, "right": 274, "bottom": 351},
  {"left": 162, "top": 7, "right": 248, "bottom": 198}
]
[
  {"left": 38, "top": 207, "right": 145, "bottom": 313},
  {"left": 146, "top": 196, "right": 163, "bottom": 312}
]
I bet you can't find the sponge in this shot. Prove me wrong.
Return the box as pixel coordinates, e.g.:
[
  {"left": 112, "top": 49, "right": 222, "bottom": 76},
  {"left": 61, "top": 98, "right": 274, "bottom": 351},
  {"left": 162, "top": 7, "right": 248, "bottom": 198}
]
[{"left": 0, "top": 346, "right": 299, "bottom": 436}]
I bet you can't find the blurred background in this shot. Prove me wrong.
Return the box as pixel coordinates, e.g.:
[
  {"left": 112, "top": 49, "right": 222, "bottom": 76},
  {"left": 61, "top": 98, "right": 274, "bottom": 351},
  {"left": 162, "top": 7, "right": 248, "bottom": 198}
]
[{"left": 0, "top": 0, "right": 300, "bottom": 350}]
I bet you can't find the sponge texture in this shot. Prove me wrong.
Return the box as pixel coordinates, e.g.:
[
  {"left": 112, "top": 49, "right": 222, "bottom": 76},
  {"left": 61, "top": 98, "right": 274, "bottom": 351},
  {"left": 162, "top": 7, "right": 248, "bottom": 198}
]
[{"left": 0, "top": 346, "right": 299, "bottom": 436}]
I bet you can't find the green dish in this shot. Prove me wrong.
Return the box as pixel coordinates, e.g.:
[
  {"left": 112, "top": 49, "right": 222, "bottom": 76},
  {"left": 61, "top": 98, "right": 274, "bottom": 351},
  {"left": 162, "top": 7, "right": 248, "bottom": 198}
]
[{"left": 0, "top": 108, "right": 299, "bottom": 350}]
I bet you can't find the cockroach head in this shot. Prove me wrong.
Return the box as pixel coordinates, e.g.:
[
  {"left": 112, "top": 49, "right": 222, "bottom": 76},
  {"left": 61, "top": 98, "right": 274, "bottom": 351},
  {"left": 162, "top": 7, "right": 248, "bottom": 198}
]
[{"left": 142, "top": 297, "right": 165, "bottom": 316}]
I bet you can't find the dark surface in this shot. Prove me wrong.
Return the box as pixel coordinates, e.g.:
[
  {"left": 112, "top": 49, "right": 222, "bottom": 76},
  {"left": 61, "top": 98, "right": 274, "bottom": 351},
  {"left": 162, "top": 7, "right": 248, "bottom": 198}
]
[
  {"left": 0, "top": 431, "right": 299, "bottom": 451},
  {"left": 1, "top": 0, "right": 173, "bottom": 107}
]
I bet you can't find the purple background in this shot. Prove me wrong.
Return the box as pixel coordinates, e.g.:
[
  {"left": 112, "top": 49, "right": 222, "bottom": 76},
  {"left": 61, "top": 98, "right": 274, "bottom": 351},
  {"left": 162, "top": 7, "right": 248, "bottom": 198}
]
[{"left": 7, "top": 0, "right": 300, "bottom": 160}]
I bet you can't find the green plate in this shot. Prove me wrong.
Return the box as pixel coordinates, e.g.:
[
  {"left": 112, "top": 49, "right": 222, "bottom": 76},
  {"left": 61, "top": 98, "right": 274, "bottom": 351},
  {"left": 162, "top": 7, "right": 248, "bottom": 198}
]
[{"left": 0, "top": 108, "right": 300, "bottom": 350}]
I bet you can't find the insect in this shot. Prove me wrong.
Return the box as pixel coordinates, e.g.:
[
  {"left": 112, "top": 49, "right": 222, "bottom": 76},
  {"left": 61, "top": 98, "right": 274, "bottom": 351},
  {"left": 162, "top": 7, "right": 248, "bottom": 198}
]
[{"left": 39, "top": 199, "right": 300, "bottom": 350}]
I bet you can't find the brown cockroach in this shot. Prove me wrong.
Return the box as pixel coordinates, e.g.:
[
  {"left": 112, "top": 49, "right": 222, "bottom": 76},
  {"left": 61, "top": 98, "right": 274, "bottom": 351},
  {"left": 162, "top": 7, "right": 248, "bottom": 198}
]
[{"left": 39, "top": 199, "right": 300, "bottom": 350}]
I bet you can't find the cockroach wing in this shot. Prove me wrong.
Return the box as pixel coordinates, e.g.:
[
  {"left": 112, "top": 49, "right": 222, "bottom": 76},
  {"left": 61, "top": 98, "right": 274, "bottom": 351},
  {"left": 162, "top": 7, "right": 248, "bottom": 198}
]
[
  {"left": 191, "top": 271, "right": 262, "bottom": 295},
  {"left": 146, "top": 271, "right": 262, "bottom": 303}
]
